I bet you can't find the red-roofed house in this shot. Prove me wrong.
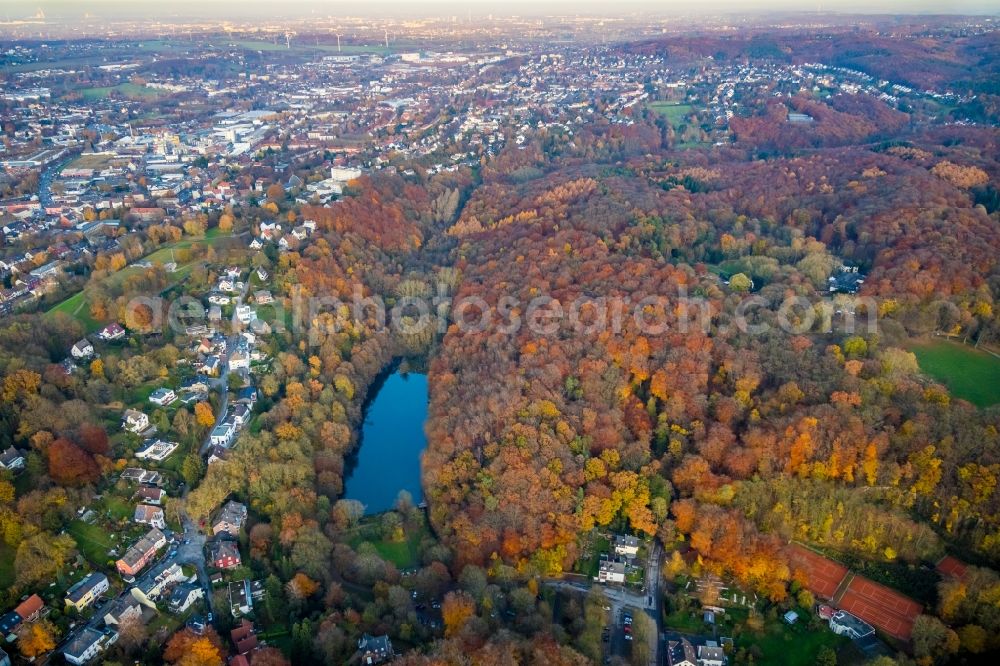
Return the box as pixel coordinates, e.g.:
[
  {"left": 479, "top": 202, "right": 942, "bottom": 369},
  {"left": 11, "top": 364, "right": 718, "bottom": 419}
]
[
  {"left": 14, "top": 594, "right": 44, "bottom": 623},
  {"left": 231, "top": 619, "right": 258, "bottom": 655}
]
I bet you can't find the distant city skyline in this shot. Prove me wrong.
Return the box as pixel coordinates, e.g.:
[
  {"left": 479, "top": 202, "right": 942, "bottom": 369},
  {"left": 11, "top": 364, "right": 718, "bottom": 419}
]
[{"left": 3, "top": 0, "right": 999, "bottom": 20}]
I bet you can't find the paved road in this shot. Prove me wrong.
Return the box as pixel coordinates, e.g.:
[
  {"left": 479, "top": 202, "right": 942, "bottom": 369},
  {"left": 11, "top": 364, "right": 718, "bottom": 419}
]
[
  {"left": 198, "top": 277, "right": 251, "bottom": 456},
  {"left": 175, "top": 512, "right": 213, "bottom": 616},
  {"left": 545, "top": 549, "right": 663, "bottom": 665}
]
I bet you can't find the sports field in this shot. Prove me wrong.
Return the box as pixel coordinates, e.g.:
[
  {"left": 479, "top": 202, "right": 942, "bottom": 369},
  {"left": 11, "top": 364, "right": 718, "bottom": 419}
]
[{"left": 910, "top": 339, "right": 1000, "bottom": 407}]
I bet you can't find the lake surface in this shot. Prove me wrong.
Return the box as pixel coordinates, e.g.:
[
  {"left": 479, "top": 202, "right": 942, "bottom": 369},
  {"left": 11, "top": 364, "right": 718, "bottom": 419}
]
[{"left": 343, "top": 370, "right": 428, "bottom": 514}]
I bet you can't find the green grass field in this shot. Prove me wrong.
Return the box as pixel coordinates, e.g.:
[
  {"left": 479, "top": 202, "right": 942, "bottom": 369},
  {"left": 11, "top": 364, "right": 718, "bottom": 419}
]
[
  {"left": 648, "top": 102, "right": 694, "bottom": 128},
  {"left": 910, "top": 340, "right": 1000, "bottom": 408},
  {"left": 349, "top": 515, "right": 430, "bottom": 569},
  {"left": 47, "top": 290, "right": 100, "bottom": 331},
  {"left": 67, "top": 520, "right": 114, "bottom": 566},
  {"left": 736, "top": 613, "right": 848, "bottom": 666},
  {"left": 45, "top": 229, "right": 234, "bottom": 331},
  {"left": 79, "top": 83, "right": 164, "bottom": 101}
]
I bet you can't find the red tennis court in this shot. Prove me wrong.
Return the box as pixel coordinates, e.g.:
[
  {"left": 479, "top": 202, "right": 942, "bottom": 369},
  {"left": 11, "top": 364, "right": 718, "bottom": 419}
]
[
  {"left": 936, "top": 555, "right": 967, "bottom": 580},
  {"left": 837, "top": 575, "right": 922, "bottom": 640},
  {"left": 786, "top": 543, "right": 849, "bottom": 599}
]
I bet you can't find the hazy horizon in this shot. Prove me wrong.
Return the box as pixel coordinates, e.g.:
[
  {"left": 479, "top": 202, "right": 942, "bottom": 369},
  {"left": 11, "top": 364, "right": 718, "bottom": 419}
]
[{"left": 3, "top": 0, "right": 999, "bottom": 21}]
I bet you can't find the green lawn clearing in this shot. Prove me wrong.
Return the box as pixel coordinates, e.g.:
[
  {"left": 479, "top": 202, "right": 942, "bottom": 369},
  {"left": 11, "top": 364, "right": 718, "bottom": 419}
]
[
  {"left": 45, "top": 229, "right": 234, "bottom": 331},
  {"left": 67, "top": 520, "right": 114, "bottom": 566},
  {"left": 79, "top": 83, "right": 164, "bottom": 101},
  {"left": 47, "top": 290, "right": 100, "bottom": 331},
  {"left": 910, "top": 339, "right": 1000, "bottom": 408},
  {"left": 648, "top": 102, "right": 694, "bottom": 128},
  {"left": 736, "top": 614, "right": 849, "bottom": 666}
]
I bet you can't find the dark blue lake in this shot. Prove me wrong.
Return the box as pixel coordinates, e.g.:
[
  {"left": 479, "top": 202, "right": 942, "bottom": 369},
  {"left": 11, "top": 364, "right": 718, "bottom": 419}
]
[{"left": 343, "top": 370, "right": 428, "bottom": 514}]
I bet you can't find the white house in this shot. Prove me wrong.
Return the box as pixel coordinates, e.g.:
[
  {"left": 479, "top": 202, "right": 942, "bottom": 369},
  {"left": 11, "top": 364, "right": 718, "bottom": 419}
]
[
  {"left": 135, "top": 439, "right": 179, "bottom": 462},
  {"left": 210, "top": 421, "right": 236, "bottom": 448},
  {"left": 697, "top": 643, "right": 726, "bottom": 666},
  {"left": 103, "top": 595, "right": 143, "bottom": 626},
  {"left": 235, "top": 305, "right": 256, "bottom": 325},
  {"left": 63, "top": 627, "right": 117, "bottom": 665},
  {"left": 122, "top": 409, "right": 150, "bottom": 434},
  {"left": 330, "top": 166, "right": 362, "bottom": 182},
  {"left": 148, "top": 388, "right": 176, "bottom": 406},
  {"left": 613, "top": 534, "right": 640, "bottom": 558},
  {"left": 169, "top": 583, "right": 204, "bottom": 613},
  {"left": 132, "top": 561, "right": 185, "bottom": 604},
  {"left": 598, "top": 559, "right": 625, "bottom": 584},
  {"left": 71, "top": 338, "right": 94, "bottom": 359},
  {"left": 229, "top": 350, "right": 250, "bottom": 370},
  {"left": 98, "top": 323, "right": 126, "bottom": 341},
  {"left": 0, "top": 446, "right": 25, "bottom": 471},
  {"left": 133, "top": 504, "right": 166, "bottom": 529},
  {"left": 231, "top": 403, "right": 251, "bottom": 427}
]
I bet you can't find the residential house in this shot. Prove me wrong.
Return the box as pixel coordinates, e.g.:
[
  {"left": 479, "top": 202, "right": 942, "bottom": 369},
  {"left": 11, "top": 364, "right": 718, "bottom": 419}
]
[
  {"left": 122, "top": 409, "right": 150, "bottom": 434},
  {"left": 598, "top": 559, "right": 626, "bottom": 584},
  {"left": 231, "top": 403, "right": 251, "bottom": 428},
  {"left": 229, "top": 579, "right": 266, "bottom": 617},
  {"left": 116, "top": 528, "right": 167, "bottom": 578},
  {"left": 697, "top": 642, "right": 726, "bottom": 666},
  {"left": 231, "top": 619, "right": 259, "bottom": 655},
  {"left": 71, "top": 338, "right": 94, "bottom": 359},
  {"left": 613, "top": 535, "right": 640, "bottom": 558},
  {"left": 237, "top": 387, "right": 257, "bottom": 408},
  {"left": 14, "top": 594, "right": 44, "bottom": 623},
  {"left": 828, "top": 266, "right": 866, "bottom": 294},
  {"left": 829, "top": 610, "right": 875, "bottom": 640},
  {"left": 207, "top": 445, "right": 230, "bottom": 465},
  {"left": 229, "top": 349, "right": 250, "bottom": 370},
  {"left": 0, "top": 611, "right": 20, "bottom": 637},
  {"left": 120, "top": 468, "right": 162, "bottom": 485},
  {"left": 134, "top": 504, "right": 166, "bottom": 530},
  {"left": 148, "top": 388, "right": 177, "bottom": 406},
  {"left": 135, "top": 439, "right": 178, "bottom": 462},
  {"left": 169, "top": 583, "right": 204, "bottom": 614},
  {"left": 358, "top": 633, "right": 394, "bottom": 665},
  {"left": 103, "top": 595, "right": 143, "bottom": 626},
  {"left": 256, "top": 268, "right": 269, "bottom": 281},
  {"left": 133, "top": 561, "right": 185, "bottom": 605},
  {"left": 665, "top": 638, "right": 697, "bottom": 666},
  {"left": 135, "top": 486, "right": 164, "bottom": 505},
  {"left": 235, "top": 305, "right": 255, "bottom": 325},
  {"left": 207, "top": 538, "right": 241, "bottom": 570},
  {"left": 63, "top": 627, "right": 117, "bottom": 665},
  {"left": 210, "top": 421, "right": 236, "bottom": 448},
  {"left": 201, "top": 355, "right": 222, "bottom": 376},
  {"left": 0, "top": 446, "right": 25, "bottom": 472},
  {"left": 65, "top": 572, "right": 110, "bottom": 612},
  {"left": 253, "top": 289, "right": 273, "bottom": 305},
  {"left": 180, "top": 375, "right": 210, "bottom": 393},
  {"left": 212, "top": 500, "right": 248, "bottom": 536},
  {"left": 98, "top": 323, "right": 126, "bottom": 341}
]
